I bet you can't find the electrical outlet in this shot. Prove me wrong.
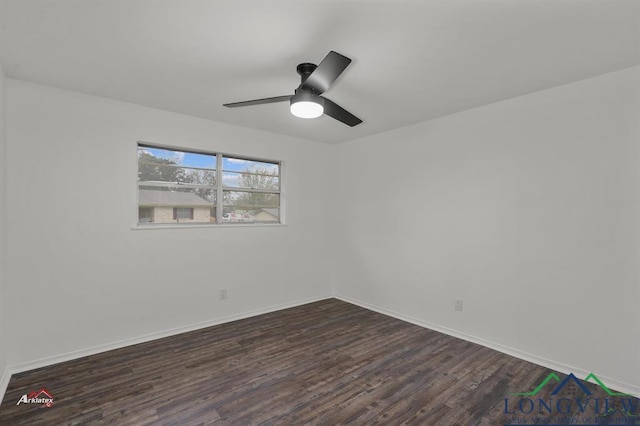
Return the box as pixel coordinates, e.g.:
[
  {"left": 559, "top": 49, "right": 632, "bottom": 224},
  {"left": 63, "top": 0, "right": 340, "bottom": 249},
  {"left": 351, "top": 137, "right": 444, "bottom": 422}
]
[
  {"left": 220, "top": 288, "right": 228, "bottom": 300},
  {"left": 454, "top": 298, "right": 463, "bottom": 311}
]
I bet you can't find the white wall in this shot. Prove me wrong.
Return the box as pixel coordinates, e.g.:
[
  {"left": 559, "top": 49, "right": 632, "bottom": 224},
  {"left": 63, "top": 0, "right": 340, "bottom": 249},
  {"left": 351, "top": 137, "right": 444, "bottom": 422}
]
[
  {"left": 334, "top": 66, "right": 640, "bottom": 393},
  {"left": 0, "top": 63, "right": 8, "bottom": 388},
  {"left": 3, "top": 66, "right": 639, "bottom": 396},
  {"left": 4, "top": 80, "right": 334, "bottom": 368}
]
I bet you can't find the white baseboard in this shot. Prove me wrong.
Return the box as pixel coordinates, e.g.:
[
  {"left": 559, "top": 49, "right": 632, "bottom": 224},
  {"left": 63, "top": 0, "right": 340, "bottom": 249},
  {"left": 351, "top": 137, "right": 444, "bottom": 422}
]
[
  {"left": 0, "top": 366, "right": 10, "bottom": 405},
  {"left": 0, "top": 294, "right": 332, "bottom": 403},
  {"left": 335, "top": 294, "right": 640, "bottom": 398}
]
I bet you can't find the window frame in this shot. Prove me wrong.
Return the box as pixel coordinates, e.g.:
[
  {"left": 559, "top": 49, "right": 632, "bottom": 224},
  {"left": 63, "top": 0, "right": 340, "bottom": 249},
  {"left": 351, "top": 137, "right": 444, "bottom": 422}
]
[{"left": 136, "top": 142, "right": 284, "bottom": 227}]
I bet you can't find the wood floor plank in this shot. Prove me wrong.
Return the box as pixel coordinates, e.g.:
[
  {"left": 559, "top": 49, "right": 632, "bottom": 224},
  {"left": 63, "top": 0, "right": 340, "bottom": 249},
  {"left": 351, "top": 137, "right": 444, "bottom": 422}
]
[{"left": 0, "top": 299, "right": 637, "bottom": 425}]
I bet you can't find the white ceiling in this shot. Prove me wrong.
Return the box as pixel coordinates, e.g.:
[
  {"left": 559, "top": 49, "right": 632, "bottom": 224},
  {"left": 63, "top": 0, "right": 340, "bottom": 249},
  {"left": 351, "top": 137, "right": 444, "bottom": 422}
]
[{"left": 1, "top": 0, "right": 639, "bottom": 144}]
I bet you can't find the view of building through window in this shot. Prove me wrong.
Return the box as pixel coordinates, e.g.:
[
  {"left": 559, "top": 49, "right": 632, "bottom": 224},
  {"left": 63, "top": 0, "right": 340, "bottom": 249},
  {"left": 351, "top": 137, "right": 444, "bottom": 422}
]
[{"left": 137, "top": 144, "right": 281, "bottom": 225}]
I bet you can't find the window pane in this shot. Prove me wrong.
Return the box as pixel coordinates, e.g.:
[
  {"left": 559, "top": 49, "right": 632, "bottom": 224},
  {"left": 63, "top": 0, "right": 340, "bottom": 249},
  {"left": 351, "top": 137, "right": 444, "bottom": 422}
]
[
  {"left": 254, "top": 208, "right": 279, "bottom": 223},
  {"left": 139, "top": 186, "right": 215, "bottom": 203},
  {"left": 222, "top": 157, "right": 279, "bottom": 174},
  {"left": 138, "top": 146, "right": 216, "bottom": 188},
  {"left": 138, "top": 164, "right": 216, "bottom": 186},
  {"left": 222, "top": 191, "right": 280, "bottom": 223},
  {"left": 138, "top": 187, "right": 216, "bottom": 224},
  {"left": 138, "top": 146, "right": 216, "bottom": 169},
  {"left": 222, "top": 171, "right": 279, "bottom": 190}
]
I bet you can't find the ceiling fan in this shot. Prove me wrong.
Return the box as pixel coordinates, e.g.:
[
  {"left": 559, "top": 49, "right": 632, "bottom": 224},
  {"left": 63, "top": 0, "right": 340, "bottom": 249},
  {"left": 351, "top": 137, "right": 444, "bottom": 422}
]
[{"left": 223, "top": 51, "right": 362, "bottom": 127}]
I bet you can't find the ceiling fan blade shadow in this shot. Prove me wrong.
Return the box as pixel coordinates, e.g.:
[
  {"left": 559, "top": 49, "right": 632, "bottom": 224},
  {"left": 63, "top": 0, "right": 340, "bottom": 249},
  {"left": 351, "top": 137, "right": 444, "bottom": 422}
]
[
  {"left": 223, "top": 95, "right": 291, "bottom": 108},
  {"left": 301, "top": 51, "right": 351, "bottom": 94},
  {"left": 321, "top": 97, "right": 362, "bottom": 127}
]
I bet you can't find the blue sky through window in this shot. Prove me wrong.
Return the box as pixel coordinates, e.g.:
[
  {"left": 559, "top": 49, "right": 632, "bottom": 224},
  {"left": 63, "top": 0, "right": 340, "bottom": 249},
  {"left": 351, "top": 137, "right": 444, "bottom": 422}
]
[
  {"left": 222, "top": 157, "right": 278, "bottom": 173},
  {"left": 139, "top": 146, "right": 278, "bottom": 173},
  {"left": 139, "top": 147, "right": 215, "bottom": 169}
]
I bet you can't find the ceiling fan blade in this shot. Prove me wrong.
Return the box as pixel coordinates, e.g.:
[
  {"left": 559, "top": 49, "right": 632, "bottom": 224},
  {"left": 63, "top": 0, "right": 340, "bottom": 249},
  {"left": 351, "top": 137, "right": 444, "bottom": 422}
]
[
  {"left": 301, "top": 51, "right": 352, "bottom": 94},
  {"left": 321, "top": 97, "right": 362, "bottom": 127},
  {"left": 223, "top": 95, "right": 291, "bottom": 108}
]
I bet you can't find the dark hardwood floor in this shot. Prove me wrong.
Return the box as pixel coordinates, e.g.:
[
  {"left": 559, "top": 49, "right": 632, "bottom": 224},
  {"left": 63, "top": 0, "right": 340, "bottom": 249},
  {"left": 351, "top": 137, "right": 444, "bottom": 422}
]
[{"left": 0, "top": 299, "right": 637, "bottom": 425}]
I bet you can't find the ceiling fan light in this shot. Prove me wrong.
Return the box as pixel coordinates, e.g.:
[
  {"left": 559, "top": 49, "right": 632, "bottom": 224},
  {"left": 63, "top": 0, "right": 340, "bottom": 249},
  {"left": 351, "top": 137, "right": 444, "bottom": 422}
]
[
  {"left": 290, "top": 92, "right": 324, "bottom": 119},
  {"left": 291, "top": 101, "right": 323, "bottom": 119}
]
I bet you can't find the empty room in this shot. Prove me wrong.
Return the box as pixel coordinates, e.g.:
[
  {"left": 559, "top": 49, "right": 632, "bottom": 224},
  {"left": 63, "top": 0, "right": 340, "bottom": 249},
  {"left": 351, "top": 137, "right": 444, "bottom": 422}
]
[{"left": 0, "top": 1, "right": 639, "bottom": 425}]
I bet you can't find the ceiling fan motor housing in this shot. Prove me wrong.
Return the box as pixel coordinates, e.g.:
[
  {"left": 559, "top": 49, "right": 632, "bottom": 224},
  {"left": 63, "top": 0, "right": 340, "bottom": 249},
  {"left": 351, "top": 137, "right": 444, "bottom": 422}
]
[
  {"left": 291, "top": 89, "right": 323, "bottom": 105},
  {"left": 296, "top": 63, "right": 318, "bottom": 85}
]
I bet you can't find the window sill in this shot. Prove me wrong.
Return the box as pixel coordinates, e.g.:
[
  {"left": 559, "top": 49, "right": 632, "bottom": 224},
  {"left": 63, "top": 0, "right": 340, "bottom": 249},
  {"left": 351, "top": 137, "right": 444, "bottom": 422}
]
[{"left": 131, "top": 223, "right": 287, "bottom": 230}]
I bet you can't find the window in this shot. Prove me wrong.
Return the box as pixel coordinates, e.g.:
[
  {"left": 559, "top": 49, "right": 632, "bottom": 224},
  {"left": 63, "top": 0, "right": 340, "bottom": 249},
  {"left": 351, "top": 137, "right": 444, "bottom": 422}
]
[
  {"left": 137, "top": 144, "right": 281, "bottom": 225},
  {"left": 173, "top": 207, "right": 194, "bottom": 220},
  {"left": 138, "top": 207, "right": 153, "bottom": 223}
]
